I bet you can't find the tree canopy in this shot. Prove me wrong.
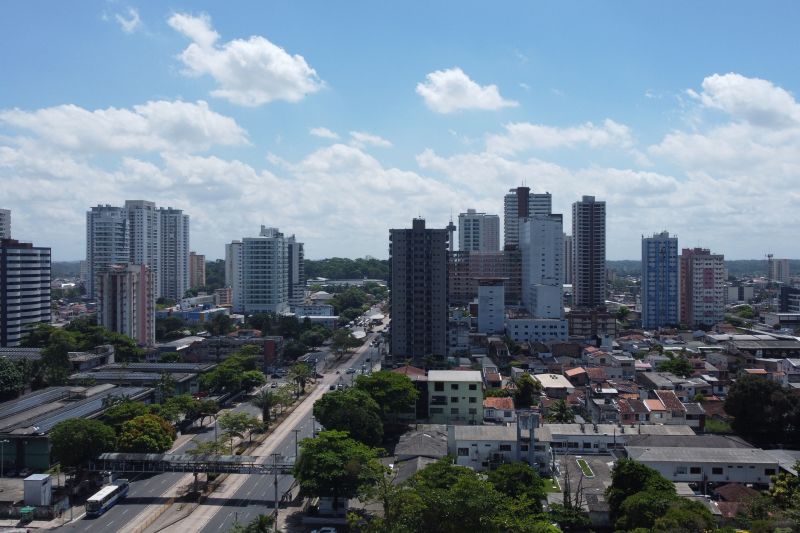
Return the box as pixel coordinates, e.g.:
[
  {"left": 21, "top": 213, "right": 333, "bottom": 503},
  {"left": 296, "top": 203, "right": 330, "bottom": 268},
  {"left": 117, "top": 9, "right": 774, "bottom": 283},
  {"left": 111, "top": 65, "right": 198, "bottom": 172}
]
[
  {"left": 354, "top": 371, "right": 418, "bottom": 427},
  {"left": 358, "top": 459, "right": 560, "bottom": 533},
  {"left": 294, "top": 430, "right": 385, "bottom": 511},
  {"left": 657, "top": 356, "right": 694, "bottom": 378},
  {"left": 725, "top": 374, "right": 800, "bottom": 448},
  {"left": 50, "top": 418, "right": 116, "bottom": 468},
  {"left": 117, "top": 414, "right": 176, "bottom": 453},
  {"left": 313, "top": 388, "right": 384, "bottom": 446},
  {"left": 0, "top": 357, "right": 24, "bottom": 399}
]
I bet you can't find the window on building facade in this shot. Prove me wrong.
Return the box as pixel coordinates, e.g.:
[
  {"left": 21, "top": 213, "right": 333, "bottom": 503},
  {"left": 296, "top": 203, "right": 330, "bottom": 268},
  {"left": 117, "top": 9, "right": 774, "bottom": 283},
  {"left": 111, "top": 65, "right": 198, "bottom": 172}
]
[{"left": 457, "top": 448, "right": 469, "bottom": 456}]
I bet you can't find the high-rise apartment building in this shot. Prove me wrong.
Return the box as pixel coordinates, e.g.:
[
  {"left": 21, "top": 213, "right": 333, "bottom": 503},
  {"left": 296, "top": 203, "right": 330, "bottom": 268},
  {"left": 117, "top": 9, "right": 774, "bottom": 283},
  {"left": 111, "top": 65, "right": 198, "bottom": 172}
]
[
  {"left": 158, "top": 207, "right": 190, "bottom": 300},
  {"left": 97, "top": 264, "right": 155, "bottom": 346},
  {"left": 477, "top": 278, "right": 505, "bottom": 334},
  {"left": 572, "top": 196, "right": 606, "bottom": 309},
  {"left": 225, "top": 241, "right": 244, "bottom": 312},
  {"left": 241, "top": 227, "right": 290, "bottom": 314},
  {"left": 519, "top": 215, "right": 564, "bottom": 318},
  {"left": 503, "top": 187, "right": 552, "bottom": 249},
  {"left": 448, "top": 250, "right": 522, "bottom": 306},
  {"left": 86, "top": 205, "right": 130, "bottom": 299},
  {"left": 679, "top": 248, "right": 725, "bottom": 328},
  {"left": 125, "top": 200, "right": 161, "bottom": 296},
  {"left": 563, "top": 234, "right": 573, "bottom": 285},
  {"left": 390, "top": 218, "right": 448, "bottom": 363},
  {"left": 768, "top": 256, "right": 790, "bottom": 284},
  {"left": 0, "top": 209, "right": 10, "bottom": 239},
  {"left": 189, "top": 252, "right": 206, "bottom": 289},
  {"left": 0, "top": 239, "right": 51, "bottom": 347},
  {"left": 641, "top": 231, "right": 679, "bottom": 330},
  {"left": 458, "top": 209, "right": 500, "bottom": 252},
  {"left": 287, "top": 236, "right": 305, "bottom": 306},
  {"left": 87, "top": 202, "right": 190, "bottom": 301}
]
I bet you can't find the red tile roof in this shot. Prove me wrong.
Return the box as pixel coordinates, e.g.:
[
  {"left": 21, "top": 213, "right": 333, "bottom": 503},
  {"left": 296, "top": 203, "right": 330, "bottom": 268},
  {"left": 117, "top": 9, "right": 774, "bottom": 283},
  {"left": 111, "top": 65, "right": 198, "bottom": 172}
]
[
  {"left": 655, "top": 390, "right": 685, "bottom": 412},
  {"left": 586, "top": 367, "right": 607, "bottom": 381},
  {"left": 564, "top": 367, "right": 587, "bottom": 377},
  {"left": 483, "top": 397, "right": 515, "bottom": 410}
]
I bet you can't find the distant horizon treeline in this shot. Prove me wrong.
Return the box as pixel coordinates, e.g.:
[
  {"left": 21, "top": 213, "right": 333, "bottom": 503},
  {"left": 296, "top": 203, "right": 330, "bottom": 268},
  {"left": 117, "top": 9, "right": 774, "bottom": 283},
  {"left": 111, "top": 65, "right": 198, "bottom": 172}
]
[{"left": 50, "top": 257, "right": 799, "bottom": 281}]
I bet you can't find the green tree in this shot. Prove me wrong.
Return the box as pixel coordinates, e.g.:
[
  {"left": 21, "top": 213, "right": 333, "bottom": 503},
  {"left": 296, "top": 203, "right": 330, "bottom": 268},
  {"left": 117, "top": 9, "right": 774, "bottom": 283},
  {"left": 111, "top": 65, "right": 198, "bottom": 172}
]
[
  {"left": 287, "top": 362, "right": 312, "bottom": 396},
  {"left": 206, "top": 313, "right": 235, "bottom": 336},
  {"left": 547, "top": 399, "right": 575, "bottom": 423},
  {"left": 650, "top": 498, "right": 716, "bottom": 532},
  {"left": 657, "top": 356, "right": 694, "bottom": 378},
  {"left": 240, "top": 370, "right": 267, "bottom": 391},
  {"left": 186, "top": 438, "right": 228, "bottom": 456},
  {"left": 250, "top": 389, "right": 279, "bottom": 424},
  {"left": 50, "top": 418, "right": 116, "bottom": 468},
  {"left": 616, "top": 305, "right": 631, "bottom": 321},
  {"left": 511, "top": 373, "right": 541, "bottom": 408},
  {"left": 227, "top": 514, "right": 274, "bottom": 533},
  {"left": 246, "top": 313, "right": 274, "bottom": 336},
  {"left": 606, "top": 458, "right": 676, "bottom": 525},
  {"left": 725, "top": 374, "right": 795, "bottom": 447},
  {"left": 299, "top": 328, "right": 327, "bottom": 349},
  {"left": 0, "top": 357, "right": 24, "bottom": 399},
  {"left": 219, "top": 411, "right": 261, "bottom": 449},
  {"left": 313, "top": 388, "right": 384, "bottom": 446},
  {"left": 487, "top": 462, "right": 546, "bottom": 510},
  {"left": 104, "top": 400, "right": 153, "bottom": 432},
  {"left": 117, "top": 414, "right": 176, "bottom": 453},
  {"left": 282, "top": 340, "right": 308, "bottom": 361},
  {"left": 354, "top": 371, "right": 419, "bottom": 427},
  {"left": 40, "top": 329, "right": 77, "bottom": 384},
  {"left": 331, "top": 328, "right": 361, "bottom": 355},
  {"left": 294, "top": 430, "right": 384, "bottom": 511}
]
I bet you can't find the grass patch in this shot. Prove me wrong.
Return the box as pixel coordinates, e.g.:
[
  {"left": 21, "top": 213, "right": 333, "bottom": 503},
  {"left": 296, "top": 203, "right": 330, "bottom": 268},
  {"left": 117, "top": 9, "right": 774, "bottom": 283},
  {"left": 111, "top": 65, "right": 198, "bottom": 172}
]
[
  {"left": 576, "top": 458, "right": 594, "bottom": 477},
  {"left": 704, "top": 418, "right": 732, "bottom": 434},
  {"left": 543, "top": 477, "right": 560, "bottom": 493}
]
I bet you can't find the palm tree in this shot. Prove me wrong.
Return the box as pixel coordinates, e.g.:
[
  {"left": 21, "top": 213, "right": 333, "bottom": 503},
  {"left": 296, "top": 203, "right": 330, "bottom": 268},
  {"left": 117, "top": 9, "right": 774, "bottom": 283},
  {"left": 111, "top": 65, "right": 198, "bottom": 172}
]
[
  {"left": 250, "top": 389, "right": 278, "bottom": 424},
  {"left": 287, "top": 363, "right": 311, "bottom": 397},
  {"left": 547, "top": 399, "right": 575, "bottom": 423}
]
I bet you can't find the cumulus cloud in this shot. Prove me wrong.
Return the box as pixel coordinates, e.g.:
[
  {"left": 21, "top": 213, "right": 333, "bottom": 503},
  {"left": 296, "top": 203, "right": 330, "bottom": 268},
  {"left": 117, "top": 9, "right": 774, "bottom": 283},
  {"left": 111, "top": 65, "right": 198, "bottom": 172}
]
[
  {"left": 309, "top": 127, "right": 339, "bottom": 140},
  {"left": 486, "top": 119, "right": 634, "bottom": 155},
  {"left": 689, "top": 72, "right": 800, "bottom": 128},
  {"left": 349, "top": 131, "right": 392, "bottom": 148},
  {"left": 168, "top": 12, "right": 324, "bottom": 106},
  {"left": 650, "top": 73, "right": 800, "bottom": 186},
  {"left": 0, "top": 100, "right": 248, "bottom": 153},
  {"left": 115, "top": 7, "right": 141, "bottom": 34},
  {"left": 416, "top": 67, "right": 518, "bottom": 113}
]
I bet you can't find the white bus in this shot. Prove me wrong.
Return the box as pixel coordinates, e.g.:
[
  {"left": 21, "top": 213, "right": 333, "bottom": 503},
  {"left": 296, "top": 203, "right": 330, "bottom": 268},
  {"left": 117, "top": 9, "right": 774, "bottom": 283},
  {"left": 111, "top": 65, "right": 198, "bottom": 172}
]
[{"left": 86, "top": 479, "right": 129, "bottom": 517}]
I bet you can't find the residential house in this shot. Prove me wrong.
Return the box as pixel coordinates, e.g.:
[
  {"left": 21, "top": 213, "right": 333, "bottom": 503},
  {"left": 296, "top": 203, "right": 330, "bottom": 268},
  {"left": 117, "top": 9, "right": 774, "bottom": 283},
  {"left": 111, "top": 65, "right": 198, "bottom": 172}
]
[{"left": 483, "top": 397, "right": 516, "bottom": 423}]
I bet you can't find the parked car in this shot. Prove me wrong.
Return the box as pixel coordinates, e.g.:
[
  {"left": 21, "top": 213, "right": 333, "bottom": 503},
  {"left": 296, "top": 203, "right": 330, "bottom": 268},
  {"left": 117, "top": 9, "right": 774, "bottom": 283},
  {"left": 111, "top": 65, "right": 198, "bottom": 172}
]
[{"left": 345, "top": 368, "right": 356, "bottom": 374}]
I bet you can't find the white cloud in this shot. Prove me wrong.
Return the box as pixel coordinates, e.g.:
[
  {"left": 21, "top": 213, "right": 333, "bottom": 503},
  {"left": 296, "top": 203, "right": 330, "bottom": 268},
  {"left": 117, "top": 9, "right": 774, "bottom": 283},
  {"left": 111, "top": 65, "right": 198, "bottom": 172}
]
[
  {"left": 486, "top": 119, "right": 634, "bottom": 155},
  {"left": 690, "top": 72, "right": 800, "bottom": 128},
  {"left": 309, "top": 127, "right": 339, "bottom": 140},
  {"left": 349, "top": 131, "right": 391, "bottom": 148},
  {"left": 415, "top": 67, "right": 518, "bottom": 114},
  {"left": 168, "top": 12, "right": 324, "bottom": 106},
  {"left": 0, "top": 100, "right": 247, "bottom": 153},
  {"left": 115, "top": 7, "right": 141, "bottom": 34}
]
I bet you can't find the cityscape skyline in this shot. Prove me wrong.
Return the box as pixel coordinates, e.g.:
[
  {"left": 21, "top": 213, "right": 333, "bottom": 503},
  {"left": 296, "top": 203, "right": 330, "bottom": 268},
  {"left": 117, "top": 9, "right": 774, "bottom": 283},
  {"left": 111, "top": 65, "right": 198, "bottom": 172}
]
[{"left": 2, "top": 2, "right": 800, "bottom": 261}]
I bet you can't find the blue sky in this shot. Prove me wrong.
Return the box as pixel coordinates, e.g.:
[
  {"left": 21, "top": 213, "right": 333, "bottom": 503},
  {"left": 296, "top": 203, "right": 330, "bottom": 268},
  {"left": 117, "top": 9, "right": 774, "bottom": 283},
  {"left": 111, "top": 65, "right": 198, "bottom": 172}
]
[{"left": 2, "top": 1, "right": 799, "bottom": 260}]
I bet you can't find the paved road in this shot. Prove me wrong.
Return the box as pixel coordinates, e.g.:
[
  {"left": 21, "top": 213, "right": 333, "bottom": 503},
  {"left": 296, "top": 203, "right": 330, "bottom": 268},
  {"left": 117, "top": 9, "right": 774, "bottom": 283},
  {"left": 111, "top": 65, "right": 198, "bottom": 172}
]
[
  {"left": 61, "top": 312, "right": 386, "bottom": 532},
  {"left": 59, "top": 399, "right": 262, "bottom": 532},
  {"left": 188, "top": 332, "right": 383, "bottom": 533}
]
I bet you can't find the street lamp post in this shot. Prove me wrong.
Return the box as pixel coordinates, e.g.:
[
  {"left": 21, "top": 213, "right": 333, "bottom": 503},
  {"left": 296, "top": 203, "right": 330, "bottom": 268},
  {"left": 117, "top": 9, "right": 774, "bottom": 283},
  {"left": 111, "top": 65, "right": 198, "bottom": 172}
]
[{"left": 0, "top": 439, "right": 9, "bottom": 488}]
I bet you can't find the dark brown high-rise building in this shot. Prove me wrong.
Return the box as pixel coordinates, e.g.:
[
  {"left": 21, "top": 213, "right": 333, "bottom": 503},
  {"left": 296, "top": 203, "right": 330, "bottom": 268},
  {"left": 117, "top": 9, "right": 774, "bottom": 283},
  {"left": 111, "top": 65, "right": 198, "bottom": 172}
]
[
  {"left": 390, "top": 218, "right": 448, "bottom": 363},
  {"left": 572, "top": 195, "right": 606, "bottom": 309}
]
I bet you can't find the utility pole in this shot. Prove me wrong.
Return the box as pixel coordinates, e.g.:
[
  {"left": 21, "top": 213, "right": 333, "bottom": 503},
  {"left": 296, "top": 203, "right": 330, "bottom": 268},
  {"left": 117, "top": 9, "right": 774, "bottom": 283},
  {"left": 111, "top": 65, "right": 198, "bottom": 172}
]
[
  {"left": 292, "top": 429, "right": 300, "bottom": 460},
  {"left": 272, "top": 453, "right": 280, "bottom": 532}
]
